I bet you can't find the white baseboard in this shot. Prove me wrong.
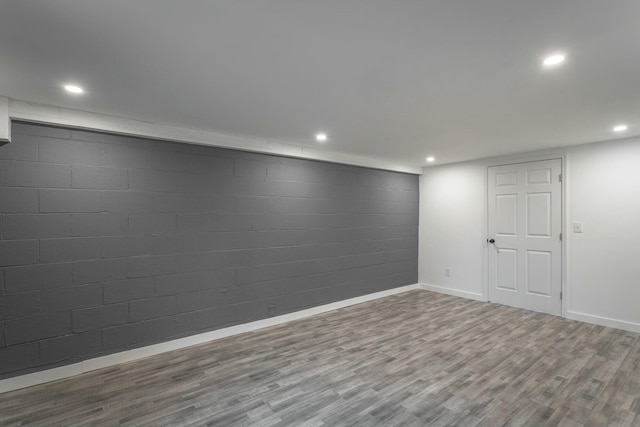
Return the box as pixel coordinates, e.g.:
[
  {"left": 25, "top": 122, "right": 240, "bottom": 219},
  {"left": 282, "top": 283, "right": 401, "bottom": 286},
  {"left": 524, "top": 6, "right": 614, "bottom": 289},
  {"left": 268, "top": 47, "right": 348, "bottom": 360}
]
[
  {"left": 565, "top": 310, "right": 640, "bottom": 334},
  {"left": 0, "top": 284, "right": 419, "bottom": 394},
  {"left": 419, "top": 283, "right": 640, "bottom": 334},
  {"left": 418, "top": 283, "right": 487, "bottom": 302}
]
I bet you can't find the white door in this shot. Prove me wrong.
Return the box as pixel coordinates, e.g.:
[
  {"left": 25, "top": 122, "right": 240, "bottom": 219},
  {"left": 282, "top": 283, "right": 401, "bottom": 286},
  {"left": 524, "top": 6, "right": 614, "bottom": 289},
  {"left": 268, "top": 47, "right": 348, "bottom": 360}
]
[{"left": 487, "top": 159, "right": 562, "bottom": 315}]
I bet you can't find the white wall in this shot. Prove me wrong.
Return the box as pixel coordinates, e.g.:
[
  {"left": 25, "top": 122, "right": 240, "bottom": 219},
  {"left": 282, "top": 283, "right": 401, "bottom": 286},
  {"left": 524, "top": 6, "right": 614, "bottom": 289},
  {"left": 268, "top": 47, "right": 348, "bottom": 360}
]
[
  {"left": 419, "top": 136, "right": 640, "bottom": 332},
  {"left": 566, "top": 137, "right": 640, "bottom": 330},
  {"left": 418, "top": 162, "right": 486, "bottom": 300}
]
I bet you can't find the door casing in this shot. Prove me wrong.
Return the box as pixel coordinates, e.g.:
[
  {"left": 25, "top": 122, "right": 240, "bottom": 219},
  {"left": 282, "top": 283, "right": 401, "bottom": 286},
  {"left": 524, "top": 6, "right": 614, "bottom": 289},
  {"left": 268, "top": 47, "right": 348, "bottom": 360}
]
[{"left": 482, "top": 153, "right": 567, "bottom": 317}]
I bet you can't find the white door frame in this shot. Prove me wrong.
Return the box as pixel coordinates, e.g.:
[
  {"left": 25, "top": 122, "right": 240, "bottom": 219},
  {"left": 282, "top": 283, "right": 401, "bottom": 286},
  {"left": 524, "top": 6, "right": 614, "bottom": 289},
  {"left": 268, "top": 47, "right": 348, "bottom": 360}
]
[{"left": 482, "top": 152, "right": 567, "bottom": 317}]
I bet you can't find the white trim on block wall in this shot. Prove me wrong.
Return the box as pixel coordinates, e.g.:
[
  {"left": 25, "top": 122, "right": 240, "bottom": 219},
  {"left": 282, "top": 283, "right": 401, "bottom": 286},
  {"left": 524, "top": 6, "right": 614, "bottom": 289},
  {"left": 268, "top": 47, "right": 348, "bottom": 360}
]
[
  {"left": 0, "top": 97, "right": 10, "bottom": 144},
  {"left": 0, "top": 284, "right": 420, "bottom": 394},
  {"left": 6, "top": 98, "right": 423, "bottom": 175}
]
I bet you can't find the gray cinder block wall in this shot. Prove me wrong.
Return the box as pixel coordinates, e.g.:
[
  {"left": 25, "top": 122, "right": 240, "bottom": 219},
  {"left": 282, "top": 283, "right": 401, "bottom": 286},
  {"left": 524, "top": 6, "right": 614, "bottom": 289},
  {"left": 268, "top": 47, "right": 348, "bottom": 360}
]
[{"left": 0, "top": 122, "right": 418, "bottom": 379}]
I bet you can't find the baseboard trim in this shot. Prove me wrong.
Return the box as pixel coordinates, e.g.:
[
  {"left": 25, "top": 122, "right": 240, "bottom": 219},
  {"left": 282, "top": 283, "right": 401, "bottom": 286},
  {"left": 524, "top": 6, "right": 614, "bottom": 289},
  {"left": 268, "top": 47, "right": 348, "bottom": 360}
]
[
  {"left": 566, "top": 310, "right": 640, "bottom": 334},
  {"left": 0, "top": 283, "right": 419, "bottom": 394},
  {"left": 418, "top": 283, "right": 487, "bottom": 302},
  {"left": 419, "top": 283, "right": 640, "bottom": 333}
]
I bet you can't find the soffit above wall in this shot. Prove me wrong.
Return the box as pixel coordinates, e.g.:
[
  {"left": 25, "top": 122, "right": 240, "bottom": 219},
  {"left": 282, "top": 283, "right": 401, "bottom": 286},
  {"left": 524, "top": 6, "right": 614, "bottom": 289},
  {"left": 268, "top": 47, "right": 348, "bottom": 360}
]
[{"left": 7, "top": 99, "right": 422, "bottom": 174}]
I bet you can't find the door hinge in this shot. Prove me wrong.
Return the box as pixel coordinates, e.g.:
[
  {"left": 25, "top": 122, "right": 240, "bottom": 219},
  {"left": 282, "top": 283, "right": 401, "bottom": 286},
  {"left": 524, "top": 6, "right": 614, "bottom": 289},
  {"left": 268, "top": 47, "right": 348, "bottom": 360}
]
[
  {"left": 560, "top": 291, "right": 563, "bottom": 300},
  {"left": 559, "top": 173, "right": 562, "bottom": 183},
  {"left": 559, "top": 232, "right": 562, "bottom": 241}
]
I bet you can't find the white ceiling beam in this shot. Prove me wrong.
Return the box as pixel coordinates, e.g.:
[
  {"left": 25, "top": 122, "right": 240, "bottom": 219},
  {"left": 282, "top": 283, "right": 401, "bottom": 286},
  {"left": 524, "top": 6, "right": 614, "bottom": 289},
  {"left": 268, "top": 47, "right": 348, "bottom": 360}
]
[
  {"left": 8, "top": 99, "right": 422, "bottom": 175},
  {"left": 0, "top": 97, "right": 10, "bottom": 145}
]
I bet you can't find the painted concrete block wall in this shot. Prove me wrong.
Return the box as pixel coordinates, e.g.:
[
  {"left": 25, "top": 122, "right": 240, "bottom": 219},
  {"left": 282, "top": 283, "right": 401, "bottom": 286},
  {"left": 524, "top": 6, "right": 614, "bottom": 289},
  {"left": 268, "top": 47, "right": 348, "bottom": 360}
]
[{"left": 0, "top": 122, "right": 419, "bottom": 379}]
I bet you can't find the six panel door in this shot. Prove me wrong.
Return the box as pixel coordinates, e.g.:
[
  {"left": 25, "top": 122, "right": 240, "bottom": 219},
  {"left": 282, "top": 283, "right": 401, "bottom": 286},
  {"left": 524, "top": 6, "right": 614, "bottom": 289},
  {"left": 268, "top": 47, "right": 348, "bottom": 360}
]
[{"left": 487, "top": 159, "right": 562, "bottom": 315}]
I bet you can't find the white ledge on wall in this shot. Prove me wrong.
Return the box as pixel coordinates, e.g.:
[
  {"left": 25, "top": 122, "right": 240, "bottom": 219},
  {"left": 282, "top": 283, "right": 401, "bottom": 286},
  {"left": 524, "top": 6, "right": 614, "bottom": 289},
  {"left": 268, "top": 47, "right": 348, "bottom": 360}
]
[
  {"left": 0, "top": 97, "right": 10, "bottom": 144},
  {"left": 7, "top": 99, "right": 423, "bottom": 175}
]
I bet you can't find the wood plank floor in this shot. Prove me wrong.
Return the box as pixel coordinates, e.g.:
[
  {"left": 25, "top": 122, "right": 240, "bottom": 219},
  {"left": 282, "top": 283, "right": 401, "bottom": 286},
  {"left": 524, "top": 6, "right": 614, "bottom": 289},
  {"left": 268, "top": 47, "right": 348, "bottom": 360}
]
[{"left": 1, "top": 290, "right": 639, "bottom": 426}]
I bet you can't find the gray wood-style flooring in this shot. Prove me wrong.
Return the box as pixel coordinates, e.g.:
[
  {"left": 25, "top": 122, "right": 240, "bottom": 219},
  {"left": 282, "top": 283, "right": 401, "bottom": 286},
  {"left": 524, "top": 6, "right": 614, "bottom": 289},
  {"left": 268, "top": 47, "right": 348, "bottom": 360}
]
[{"left": 1, "top": 290, "right": 639, "bottom": 426}]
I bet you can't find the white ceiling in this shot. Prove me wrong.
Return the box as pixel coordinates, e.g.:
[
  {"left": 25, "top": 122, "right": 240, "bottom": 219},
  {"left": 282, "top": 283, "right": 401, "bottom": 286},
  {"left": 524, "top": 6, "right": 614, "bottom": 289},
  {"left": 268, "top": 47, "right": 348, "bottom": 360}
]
[{"left": 1, "top": 0, "right": 639, "bottom": 167}]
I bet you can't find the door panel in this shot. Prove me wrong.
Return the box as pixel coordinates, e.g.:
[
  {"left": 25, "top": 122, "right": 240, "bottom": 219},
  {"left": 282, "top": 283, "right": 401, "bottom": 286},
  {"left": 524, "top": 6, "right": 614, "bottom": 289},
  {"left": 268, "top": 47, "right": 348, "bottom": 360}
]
[
  {"left": 526, "top": 193, "right": 551, "bottom": 237},
  {"left": 526, "top": 250, "right": 552, "bottom": 296},
  {"left": 496, "top": 171, "right": 518, "bottom": 187},
  {"left": 496, "top": 194, "right": 518, "bottom": 235},
  {"left": 497, "top": 249, "right": 518, "bottom": 291},
  {"left": 526, "top": 168, "right": 552, "bottom": 185},
  {"left": 488, "top": 159, "right": 562, "bottom": 315}
]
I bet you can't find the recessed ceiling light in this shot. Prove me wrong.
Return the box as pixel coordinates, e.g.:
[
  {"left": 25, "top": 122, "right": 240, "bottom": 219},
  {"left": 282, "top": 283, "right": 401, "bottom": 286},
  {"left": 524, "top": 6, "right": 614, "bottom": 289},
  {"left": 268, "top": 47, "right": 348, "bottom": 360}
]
[
  {"left": 315, "top": 133, "right": 328, "bottom": 142},
  {"left": 426, "top": 156, "right": 435, "bottom": 163},
  {"left": 613, "top": 124, "right": 628, "bottom": 132},
  {"left": 63, "top": 84, "right": 84, "bottom": 94},
  {"left": 542, "top": 53, "right": 566, "bottom": 67}
]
